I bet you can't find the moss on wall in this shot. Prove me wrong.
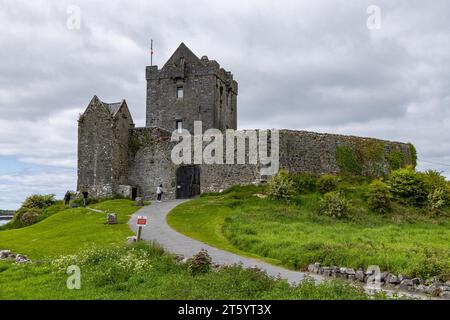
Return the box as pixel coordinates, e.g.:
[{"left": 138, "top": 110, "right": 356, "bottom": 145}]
[
  {"left": 335, "top": 146, "right": 362, "bottom": 176},
  {"left": 336, "top": 139, "right": 410, "bottom": 178}
]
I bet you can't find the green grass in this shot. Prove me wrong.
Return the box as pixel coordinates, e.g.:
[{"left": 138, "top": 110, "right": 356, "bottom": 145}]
[
  {"left": 0, "top": 243, "right": 381, "bottom": 300},
  {"left": 0, "top": 199, "right": 139, "bottom": 259},
  {"left": 0, "top": 197, "right": 386, "bottom": 300},
  {"left": 168, "top": 185, "right": 450, "bottom": 280}
]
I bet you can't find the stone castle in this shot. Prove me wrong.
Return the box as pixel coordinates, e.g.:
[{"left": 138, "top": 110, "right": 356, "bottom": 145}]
[{"left": 77, "top": 43, "right": 413, "bottom": 200}]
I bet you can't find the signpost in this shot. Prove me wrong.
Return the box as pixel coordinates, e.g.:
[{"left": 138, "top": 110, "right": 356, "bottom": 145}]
[{"left": 136, "top": 215, "right": 147, "bottom": 242}]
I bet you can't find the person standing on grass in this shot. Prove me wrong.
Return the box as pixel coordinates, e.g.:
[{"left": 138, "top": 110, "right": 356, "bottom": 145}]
[
  {"left": 82, "top": 190, "right": 89, "bottom": 207},
  {"left": 156, "top": 184, "right": 164, "bottom": 202},
  {"left": 64, "top": 191, "right": 71, "bottom": 206}
]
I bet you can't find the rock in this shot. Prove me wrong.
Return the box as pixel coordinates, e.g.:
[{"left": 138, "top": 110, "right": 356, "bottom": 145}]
[
  {"left": 126, "top": 236, "right": 137, "bottom": 245},
  {"left": 439, "top": 286, "right": 450, "bottom": 292},
  {"left": 69, "top": 204, "right": 79, "bottom": 208},
  {"left": 348, "top": 275, "right": 356, "bottom": 281},
  {"left": 415, "top": 284, "right": 427, "bottom": 294},
  {"left": 387, "top": 274, "right": 400, "bottom": 285},
  {"left": 107, "top": 213, "right": 118, "bottom": 225},
  {"left": 310, "top": 262, "right": 320, "bottom": 273},
  {"left": 440, "top": 291, "right": 450, "bottom": 299},
  {"left": 380, "top": 272, "right": 389, "bottom": 283},
  {"left": 15, "top": 254, "right": 29, "bottom": 264},
  {"left": 307, "top": 264, "right": 315, "bottom": 273},
  {"left": 355, "top": 270, "right": 365, "bottom": 282},
  {"left": 134, "top": 197, "right": 144, "bottom": 206},
  {"left": 399, "top": 279, "right": 414, "bottom": 291},
  {"left": 398, "top": 274, "right": 406, "bottom": 282},
  {"left": 346, "top": 268, "right": 356, "bottom": 276},
  {"left": 411, "top": 278, "right": 423, "bottom": 285},
  {"left": 0, "top": 250, "right": 12, "bottom": 259}
]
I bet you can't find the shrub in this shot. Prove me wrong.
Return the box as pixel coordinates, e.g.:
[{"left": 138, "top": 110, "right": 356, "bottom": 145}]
[
  {"left": 267, "top": 170, "right": 295, "bottom": 200},
  {"left": 367, "top": 180, "right": 393, "bottom": 214},
  {"left": 420, "top": 170, "right": 448, "bottom": 192},
  {"left": 19, "top": 208, "right": 43, "bottom": 226},
  {"left": 387, "top": 167, "right": 428, "bottom": 207},
  {"left": 188, "top": 249, "right": 212, "bottom": 276},
  {"left": 292, "top": 173, "right": 317, "bottom": 194},
  {"left": 427, "top": 188, "right": 448, "bottom": 211},
  {"left": 317, "top": 174, "right": 339, "bottom": 194},
  {"left": 21, "top": 194, "right": 56, "bottom": 209},
  {"left": 319, "top": 191, "right": 351, "bottom": 219}
]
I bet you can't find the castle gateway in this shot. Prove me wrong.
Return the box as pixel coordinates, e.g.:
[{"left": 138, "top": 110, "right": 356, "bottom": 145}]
[{"left": 77, "top": 43, "right": 413, "bottom": 200}]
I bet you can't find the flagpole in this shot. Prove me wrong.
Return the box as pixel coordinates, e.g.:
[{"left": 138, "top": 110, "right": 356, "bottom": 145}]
[{"left": 150, "top": 39, "right": 153, "bottom": 66}]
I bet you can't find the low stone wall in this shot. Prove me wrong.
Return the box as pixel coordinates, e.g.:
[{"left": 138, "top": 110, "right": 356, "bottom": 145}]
[{"left": 308, "top": 263, "right": 450, "bottom": 299}]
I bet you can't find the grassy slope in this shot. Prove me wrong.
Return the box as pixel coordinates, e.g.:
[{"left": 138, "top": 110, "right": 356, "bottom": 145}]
[
  {"left": 168, "top": 185, "right": 450, "bottom": 279},
  {"left": 0, "top": 243, "right": 376, "bottom": 300},
  {"left": 0, "top": 200, "right": 138, "bottom": 259}
]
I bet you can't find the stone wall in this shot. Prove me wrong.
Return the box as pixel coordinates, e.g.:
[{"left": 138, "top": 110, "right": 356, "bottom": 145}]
[
  {"left": 128, "top": 127, "right": 179, "bottom": 200},
  {"left": 279, "top": 130, "right": 413, "bottom": 177},
  {"left": 126, "top": 128, "right": 413, "bottom": 201}
]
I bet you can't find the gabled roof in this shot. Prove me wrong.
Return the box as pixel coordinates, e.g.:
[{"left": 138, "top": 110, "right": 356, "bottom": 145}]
[
  {"left": 161, "top": 42, "right": 200, "bottom": 69},
  {"left": 102, "top": 101, "right": 124, "bottom": 116}
]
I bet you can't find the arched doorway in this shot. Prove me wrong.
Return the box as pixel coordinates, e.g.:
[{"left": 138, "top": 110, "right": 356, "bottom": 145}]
[{"left": 176, "top": 165, "right": 201, "bottom": 199}]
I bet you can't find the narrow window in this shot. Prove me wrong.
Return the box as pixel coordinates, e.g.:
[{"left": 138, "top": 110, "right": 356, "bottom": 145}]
[
  {"left": 177, "top": 86, "right": 184, "bottom": 99},
  {"left": 180, "top": 57, "right": 185, "bottom": 65},
  {"left": 176, "top": 120, "right": 183, "bottom": 133}
]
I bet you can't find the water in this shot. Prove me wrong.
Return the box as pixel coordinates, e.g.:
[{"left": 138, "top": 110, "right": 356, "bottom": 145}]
[{"left": 0, "top": 219, "right": 11, "bottom": 226}]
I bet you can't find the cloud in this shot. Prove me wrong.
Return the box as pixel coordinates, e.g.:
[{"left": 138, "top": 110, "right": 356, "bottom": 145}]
[{"left": 0, "top": 0, "right": 450, "bottom": 209}]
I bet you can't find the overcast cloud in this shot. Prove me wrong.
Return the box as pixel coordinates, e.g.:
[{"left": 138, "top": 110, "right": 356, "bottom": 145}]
[{"left": 0, "top": 0, "right": 449, "bottom": 209}]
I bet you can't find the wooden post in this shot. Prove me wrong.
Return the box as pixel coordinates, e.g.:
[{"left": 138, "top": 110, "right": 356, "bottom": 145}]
[{"left": 137, "top": 226, "right": 142, "bottom": 242}]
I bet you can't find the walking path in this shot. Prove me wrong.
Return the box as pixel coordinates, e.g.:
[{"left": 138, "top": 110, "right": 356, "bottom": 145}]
[{"left": 129, "top": 199, "right": 322, "bottom": 285}]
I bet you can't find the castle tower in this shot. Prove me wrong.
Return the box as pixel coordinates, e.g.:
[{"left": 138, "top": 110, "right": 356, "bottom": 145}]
[
  {"left": 145, "top": 43, "right": 238, "bottom": 133},
  {"left": 77, "top": 96, "right": 134, "bottom": 198}
]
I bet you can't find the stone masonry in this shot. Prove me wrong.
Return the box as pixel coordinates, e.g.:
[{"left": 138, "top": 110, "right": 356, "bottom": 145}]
[{"left": 77, "top": 43, "right": 413, "bottom": 200}]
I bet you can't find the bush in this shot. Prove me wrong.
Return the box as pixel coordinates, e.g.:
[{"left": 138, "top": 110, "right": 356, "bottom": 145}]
[
  {"left": 427, "top": 188, "right": 448, "bottom": 211},
  {"left": 267, "top": 170, "right": 295, "bottom": 200},
  {"left": 19, "top": 208, "right": 43, "bottom": 226},
  {"left": 292, "top": 173, "right": 317, "bottom": 194},
  {"left": 367, "top": 180, "right": 393, "bottom": 214},
  {"left": 317, "top": 174, "right": 339, "bottom": 194},
  {"left": 421, "top": 170, "right": 448, "bottom": 193},
  {"left": 188, "top": 249, "right": 212, "bottom": 276},
  {"left": 319, "top": 191, "right": 351, "bottom": 219},
  {"left": 387, "top": 167, "right": 428, "bottom": 207},
  {"left": 21, "top": 194, "right": 56, "bottom": 209}
]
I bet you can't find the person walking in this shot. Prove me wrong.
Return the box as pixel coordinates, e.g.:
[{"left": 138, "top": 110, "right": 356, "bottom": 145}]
[
  {"left": 156, "top": 184, "right": 164, "bottom": 202},
  {"left": 64, "top": 191, "right": 71, "bottom": 206},
  {"left": 82, "top": 190, "right": 89, "bottom": 207}
]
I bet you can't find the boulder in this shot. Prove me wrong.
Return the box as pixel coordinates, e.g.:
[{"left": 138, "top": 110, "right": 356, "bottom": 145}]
[
  {"left": 355, "top": 270, "right": 365, "bottom": 282},
  {"left": 0, "top": 250, "right": 12, "bottom": 259},
  {"left": 346, "top": 268, "right": 356, "bottom": 276},
  {"left": 107, "top": 213, "right": 118, "bottom": 225},
  {"left": 307, "top": 264, "right": 315, "bottom": 273},
  {"left": 399, "top": 279, "right": 414, "bottom": 291},
  {"left": 387, "top": 274, "right": 400, "bottom": 285},
  {"left": 15, "top": 254, "right": 29, "bottom": 264},
  {"left": 411, "top": 278, "right": 423, "bottom": 285}
]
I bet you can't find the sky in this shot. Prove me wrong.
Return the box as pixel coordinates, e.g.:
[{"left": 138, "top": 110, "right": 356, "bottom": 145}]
[{"left": 0, "top": 0, "right": 449, "bottom": 209}]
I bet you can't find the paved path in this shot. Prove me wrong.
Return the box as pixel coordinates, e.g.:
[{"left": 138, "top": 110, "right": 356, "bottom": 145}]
[{"left": 129, "top": 199, "right": 323, "bottom": 285}]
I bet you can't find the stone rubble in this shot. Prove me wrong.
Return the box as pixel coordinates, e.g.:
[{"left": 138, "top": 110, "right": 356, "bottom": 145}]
[
  {"left": 0, "top": 250, "right": 30, "bottom": 264},
  {"left": 307, "top": 262, "right": 450, "bottom": 299}
]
